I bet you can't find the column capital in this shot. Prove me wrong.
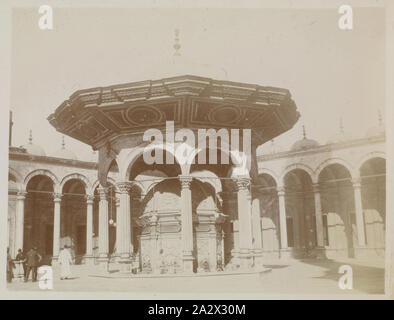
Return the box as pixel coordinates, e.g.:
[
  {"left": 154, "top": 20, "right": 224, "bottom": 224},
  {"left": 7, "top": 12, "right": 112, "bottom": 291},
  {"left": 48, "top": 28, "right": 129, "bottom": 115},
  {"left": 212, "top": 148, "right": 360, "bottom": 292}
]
[
  {"left": 352, "top": 177, "right": 362, "bottom": 189},
  {"left": 179, "top": 175, "right": 193, "bottom": 189},
  {"left": 16, "top": 191, "right": 27, "bottom": 200},
  {"left": 97, "top": 187, "right": 108, "bottom": 200},
  {"left": 235, "top": 177, "right": 250, "bottom": 191},
  {"left": 85, "top": 194, "right": 95, "bottom": 204},
  {"left": 116, "top": 181, "right": 133, "bottom": 194},
  {"left": 312, "top": 183, "right": 320, "bottom": 193},
  {"left": 53, "top": 193, "right": 62, "bottom": 202},
  {"left": 276, "top": 186, "right": 285, "bottom": 196}
]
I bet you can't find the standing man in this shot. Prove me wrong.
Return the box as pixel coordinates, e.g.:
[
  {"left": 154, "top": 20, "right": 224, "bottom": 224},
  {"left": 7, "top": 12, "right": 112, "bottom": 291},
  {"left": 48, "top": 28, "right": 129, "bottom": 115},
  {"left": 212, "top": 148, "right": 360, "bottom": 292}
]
[
  {"left": 25, "top": 247, "right": 42, "bottom": 282},
  {"left": 7, "top": 247, "right": 15, "bottom": 283},
  {"left": 58, "top": 245, "right": 73, "bottom": 280},
  {"left": 15, "top": 248, "right": 27, "bottom": 278}
]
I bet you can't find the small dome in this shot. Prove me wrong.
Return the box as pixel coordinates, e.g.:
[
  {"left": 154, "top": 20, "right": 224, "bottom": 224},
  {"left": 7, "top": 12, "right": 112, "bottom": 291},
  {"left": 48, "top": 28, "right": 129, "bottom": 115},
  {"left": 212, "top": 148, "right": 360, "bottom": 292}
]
[
  {"left": 23, "top": 130, "right": 46, "bottom": 156},
  {"left": 365, "top": 112, "right": 385, "bottom": 137},
  {"left": 53, "top": 136, "right": 78, "bottom": 160},
  {"left": 291, "top": 126, "right": 319, "bottom": 151},
  {"left": 327, "top": 119, "right": 352, "bottom": 144},
  {"left": 291, "top": 138, "right": 319, "bottom": 151}
]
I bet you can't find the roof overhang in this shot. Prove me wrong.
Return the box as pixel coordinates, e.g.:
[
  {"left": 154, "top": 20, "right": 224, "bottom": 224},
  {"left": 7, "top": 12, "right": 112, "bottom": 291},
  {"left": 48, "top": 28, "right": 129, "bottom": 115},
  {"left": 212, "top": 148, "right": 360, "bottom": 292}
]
[{"left": 48, "top": 75, "right": 300, "bottom": 149}]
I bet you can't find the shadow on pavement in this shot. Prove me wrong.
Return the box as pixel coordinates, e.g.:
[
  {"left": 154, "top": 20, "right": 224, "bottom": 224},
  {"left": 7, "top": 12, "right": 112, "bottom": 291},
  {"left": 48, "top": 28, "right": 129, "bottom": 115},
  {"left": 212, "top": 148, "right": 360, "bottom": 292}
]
[{"left": 300, "top": 258, "right": 384, "bottom": 294}]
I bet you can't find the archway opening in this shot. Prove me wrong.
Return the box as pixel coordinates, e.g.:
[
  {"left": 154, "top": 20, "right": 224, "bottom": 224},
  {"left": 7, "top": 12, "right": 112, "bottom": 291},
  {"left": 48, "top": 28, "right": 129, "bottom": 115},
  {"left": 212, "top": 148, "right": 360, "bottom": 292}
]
[
  {"left": 360, "top": 157, "right": 386, "bottom": 250},
  {"left": 318, "top": 163, "right": 355, "bottom": 258},
  {"left": 255, "top": 173, "right": 279, "bottom": 253},
  {"left": 24, "top": 175, "right": 54, "bottom": 259},
  {"left": 61, "top": 179, "right": 87, "bottom": 263},
  {"left": 284, "top": 169, "right": 315, "bottom": 255}
]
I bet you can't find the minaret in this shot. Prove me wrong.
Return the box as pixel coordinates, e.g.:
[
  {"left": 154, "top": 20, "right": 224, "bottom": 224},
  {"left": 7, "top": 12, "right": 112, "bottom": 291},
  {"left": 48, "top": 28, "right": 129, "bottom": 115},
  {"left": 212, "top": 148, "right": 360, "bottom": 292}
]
[
  {"left": 378, "top": 109, "right": 383, "bottom": 126},
  {"left": 61, "top": 135, "right": 65, "bottom": 149},
  {"left": 9, "top": 111, "right": 13, "bottom": 147},
  {"left": 28, "top": 129, "right": 33, "bottom": 144},
  {"left": 173, "top": 28, "right": 181, "bottom": 56},
  {"left": 302, "top": 125, "right": 307, "bottom": 139}
]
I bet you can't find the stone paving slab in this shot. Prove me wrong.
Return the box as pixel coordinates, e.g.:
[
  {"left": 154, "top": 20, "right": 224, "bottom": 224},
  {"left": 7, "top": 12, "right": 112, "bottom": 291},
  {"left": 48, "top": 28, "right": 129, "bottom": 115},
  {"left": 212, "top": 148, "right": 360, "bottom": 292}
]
[{"left": 6, "top": 259, "right": 385, "bottom": 296}]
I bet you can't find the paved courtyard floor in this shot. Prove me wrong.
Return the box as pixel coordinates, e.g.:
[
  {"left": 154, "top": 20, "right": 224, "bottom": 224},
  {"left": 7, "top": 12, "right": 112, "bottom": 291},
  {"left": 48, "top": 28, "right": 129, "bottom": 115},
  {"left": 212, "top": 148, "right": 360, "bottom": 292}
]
[{"left": 6, "top": 258, "right": 385, "bottom": 297}]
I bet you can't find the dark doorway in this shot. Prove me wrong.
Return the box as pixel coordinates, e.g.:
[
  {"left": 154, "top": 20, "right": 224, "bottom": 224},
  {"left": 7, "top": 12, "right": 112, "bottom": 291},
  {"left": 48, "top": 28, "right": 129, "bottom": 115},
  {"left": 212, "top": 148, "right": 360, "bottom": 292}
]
[
  {"left": 76, "top": 225, "right": 86, "bottom": 255},
  {"left": 45, "top": 224, "right": 53, "bottom": 256}
]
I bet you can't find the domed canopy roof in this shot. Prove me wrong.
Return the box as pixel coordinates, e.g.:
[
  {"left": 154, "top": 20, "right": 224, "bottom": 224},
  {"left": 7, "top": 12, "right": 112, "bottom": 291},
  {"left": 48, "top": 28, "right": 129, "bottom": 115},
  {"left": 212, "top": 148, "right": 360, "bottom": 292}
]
[
  {"left": 365, "top": 112, "right": 385, "bottom": 137},
  {"left": 291, "top": 126, "right": 319, "bottom": 151},
  {"left": 53, "top": 136, "right": 78, "bottom": 160},
  {"left": 327, "top": 119, "right": 352, "bottom": 144},
  {"left": 23, "top": 130, "right": 46, "bottom": 156}
]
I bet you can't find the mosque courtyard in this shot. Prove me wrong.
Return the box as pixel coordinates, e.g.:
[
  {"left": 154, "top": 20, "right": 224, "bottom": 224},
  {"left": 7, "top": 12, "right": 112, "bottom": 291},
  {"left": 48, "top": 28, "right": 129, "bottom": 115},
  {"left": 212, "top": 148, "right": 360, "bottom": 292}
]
[{"left": 7, "top": 258, "right": 385, "bottom": 297}]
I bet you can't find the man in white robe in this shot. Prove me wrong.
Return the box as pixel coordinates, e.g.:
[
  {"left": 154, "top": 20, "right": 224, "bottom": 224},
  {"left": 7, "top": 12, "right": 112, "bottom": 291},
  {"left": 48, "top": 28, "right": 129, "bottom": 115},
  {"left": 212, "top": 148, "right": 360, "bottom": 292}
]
[{"left": 58, "top": 246, "right": 73, "bottom": 280}]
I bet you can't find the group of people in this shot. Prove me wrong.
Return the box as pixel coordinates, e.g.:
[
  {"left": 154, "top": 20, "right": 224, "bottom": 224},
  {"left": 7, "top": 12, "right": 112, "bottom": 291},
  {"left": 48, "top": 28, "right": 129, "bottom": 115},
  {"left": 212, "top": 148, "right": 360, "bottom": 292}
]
[{"left": 6, "top": 245, "right": 74, "bottom": 283}]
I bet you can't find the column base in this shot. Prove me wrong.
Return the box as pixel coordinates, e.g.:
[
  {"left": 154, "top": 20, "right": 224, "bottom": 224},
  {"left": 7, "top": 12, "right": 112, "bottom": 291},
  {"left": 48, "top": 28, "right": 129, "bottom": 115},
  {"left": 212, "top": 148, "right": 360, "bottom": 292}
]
[
  {"left": 252, "top": 249, "right": 264, "bottom": 266},
  {"left": 118, "top": 257, "right": 132, "bottom": 273},
  {"left": 83, "top": 255, "right": 95, "bottom": 265},
  {"left": 182, "top": 252, "right": 195, "bottom": 274},
  {"left": 51, "top": 256, "right": 58, "bottom": 265},
  {"left": 97, "top": 254, "right": 109, "bottom": 267},
  {"left": 311, "top": 247, "right": 327, "bottom": 260},
  {"left": 279, "top": 248, "right": 292, "bottom": 260},
  {"left": 239, "top": 249, "right": 253, "bottom": 270}
]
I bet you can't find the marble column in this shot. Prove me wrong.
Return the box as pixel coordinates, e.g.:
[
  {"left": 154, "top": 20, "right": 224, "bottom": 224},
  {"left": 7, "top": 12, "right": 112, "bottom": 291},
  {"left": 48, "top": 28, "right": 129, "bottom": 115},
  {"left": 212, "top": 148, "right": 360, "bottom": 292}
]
[
  {"left": 52, "top": 193, "right": 62, "bottom": 260},
  {"left": 116, "top": 182, "right": 132, "bottom": 260},
  {"left": 115, "top": 192, "right": 120, "bottom": 257},
  {"left": 277, "top": 187, "right": 288, "bottom": 249},
  {"left": 85, "top": 195, "right": 94, "bottom": 259},
  {"left": 179, "top": 175, "right": 194, "bottom": 273},
  {"left": 98, "top": 187, "right": 109, "bottom": 260},
  {"left": 236, "top": 177, "right": 253, "bottom": 268},
  {"left": 150, "top": 214, "right": 159, "bottom": 273},
  {"left": 352, "top": 178, "right": 366, "bottom": 246},
  {"left": 312, "top": 184, "right": 325, "bottom": 247},
  {"left": 251, "top": 190, "right": 263, "bottom": 264},
  {"left": 15, "top": 191, "right": 27, "bottom": 254}
]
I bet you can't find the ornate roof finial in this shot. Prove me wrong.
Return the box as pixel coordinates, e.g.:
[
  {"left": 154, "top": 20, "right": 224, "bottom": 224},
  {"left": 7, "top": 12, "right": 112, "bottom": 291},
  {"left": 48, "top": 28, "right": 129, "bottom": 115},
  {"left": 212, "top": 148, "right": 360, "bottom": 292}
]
[
  {"left": 378, "top": 109, "right": 383, "bottom": 126},
  {"left": 339, "top": 117, "right": 344, "bottom": 134},
  {"left": 173, "top": 28, "right": 181, "bottom": 56},
  {"left": 28, "top": 129, "right": 33, "bottom": 144},
  {"left": 61, "top": 135, "right": 65, "bottom": 149},
  {"left": 302, "top": 125, "right": 306, "bottom": 139}
]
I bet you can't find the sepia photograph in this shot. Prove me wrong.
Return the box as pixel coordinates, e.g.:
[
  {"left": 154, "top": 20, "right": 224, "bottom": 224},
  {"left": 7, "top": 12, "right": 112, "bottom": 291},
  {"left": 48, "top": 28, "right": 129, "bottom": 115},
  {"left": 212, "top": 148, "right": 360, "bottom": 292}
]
[{"left": 1, "top": 0, "right": 393, "bottom": 302}]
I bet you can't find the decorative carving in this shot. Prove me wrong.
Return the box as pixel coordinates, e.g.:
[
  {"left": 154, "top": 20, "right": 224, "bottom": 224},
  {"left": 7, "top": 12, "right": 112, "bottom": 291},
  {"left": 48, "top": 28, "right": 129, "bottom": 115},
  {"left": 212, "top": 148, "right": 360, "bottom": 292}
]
[
  {"left": 352, "top": 178, "right": 362, "bottom": 189},
  {"left": 312, "top": 183, "right": 320, "bottom": 193},
  {"left": 116, "top": 181, "right": 133, "bottom": 194},
  {"left": 179, "top": 176, "right": 193, "bottom": 189},
  {"left": 97, "top": 187, "right": 108, "bottom": 200},
  {"left": 16, "top": 191, "right": 27, "bottom": 200},
  {"left": 276, "top": 186, "right": 285, "bottom": 196},
  {"left": 236, "top": 177, "right": 250, "bottom": 191},
  {"left": 85, "top": 194, "right": 95, "bottom": 203},
  {"left": 53, "top": 193, "right": 62, "bottom": 201}
]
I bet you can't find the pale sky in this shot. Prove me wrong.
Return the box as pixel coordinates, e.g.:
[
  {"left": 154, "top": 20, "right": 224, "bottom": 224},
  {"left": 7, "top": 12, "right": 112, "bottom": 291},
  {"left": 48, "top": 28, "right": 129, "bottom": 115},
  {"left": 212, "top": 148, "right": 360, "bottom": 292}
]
[{"left": 10, "top": 7, "right": 385, "bottom": 161}]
